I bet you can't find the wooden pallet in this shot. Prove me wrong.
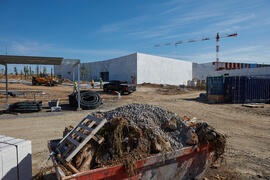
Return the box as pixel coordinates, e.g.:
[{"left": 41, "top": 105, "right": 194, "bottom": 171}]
[{"left": 56, "top": 115, "right": 107, "bottom": 162}]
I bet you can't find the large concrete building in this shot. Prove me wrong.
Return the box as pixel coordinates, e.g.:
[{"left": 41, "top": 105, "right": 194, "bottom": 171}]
[
  {"left": 193, "top": 62, "right": 270, "bottom": 80},
  {"left": 55, "top": 52, "right": 193, "bottom": 85},
  {"left": 54, "top": 52, "right": 270, "bottom": 85}
]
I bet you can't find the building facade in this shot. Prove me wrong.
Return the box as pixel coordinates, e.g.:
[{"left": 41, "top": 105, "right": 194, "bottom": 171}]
[
  {"left": 55, "top": 53, "right": 270, "bottom": 85},
  {"left": 193, "top": 62, "right": 270, "bottom": 80},
  {"left": 54, "top": 52, "right": 193, "bottom": 85}
]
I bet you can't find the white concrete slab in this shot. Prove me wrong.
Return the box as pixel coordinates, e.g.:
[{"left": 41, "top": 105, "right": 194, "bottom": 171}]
[{"left": 0, "top": 135, "right": 32, "bottom": 180}]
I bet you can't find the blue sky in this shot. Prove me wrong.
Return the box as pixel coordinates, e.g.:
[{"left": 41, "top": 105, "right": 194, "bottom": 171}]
[{"left": 0, "top": 0, "right": 270, "bottom": 68}]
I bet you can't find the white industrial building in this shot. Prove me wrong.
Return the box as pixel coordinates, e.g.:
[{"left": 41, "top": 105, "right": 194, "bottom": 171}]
[
  {"left": 55, "top": 52, "right": 193, "bottom": 85},
  {"left": 193, "top": 62, "right": 270, "bottom": 80},
  {"left": 54, "top": 52, "right": 270, "bottom": 85}
]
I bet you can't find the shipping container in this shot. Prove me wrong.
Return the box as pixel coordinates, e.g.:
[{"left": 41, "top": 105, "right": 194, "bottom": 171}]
[
  {"left": 207, "top": 76, "right": 270, "bottom": 103},
  {"left": 224, "top": 76, "right": 270, "bottom": 103},
  {"left": 48, "top": 139, "right": 213, "bottom": 180},
  {"left": 206, "top": 76, "right": 225, "bottom": 95},
  {"left": 244, "top": 77, "right": 270, "bottom": 103}
]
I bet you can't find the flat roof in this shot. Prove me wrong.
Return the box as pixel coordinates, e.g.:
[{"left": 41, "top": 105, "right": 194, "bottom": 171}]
[{"left": 0, "top": 55, "right": 63, "bottom": 65}]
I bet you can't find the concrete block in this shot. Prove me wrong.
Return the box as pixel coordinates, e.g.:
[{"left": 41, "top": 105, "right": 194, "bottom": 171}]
[{"left": 0, "top": 135, "right": 32, "bottom": 180}]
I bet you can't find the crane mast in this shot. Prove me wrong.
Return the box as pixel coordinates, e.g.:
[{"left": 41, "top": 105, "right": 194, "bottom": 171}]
[{"left": 216, "top": 33, "right": 220, "bottom": 70}]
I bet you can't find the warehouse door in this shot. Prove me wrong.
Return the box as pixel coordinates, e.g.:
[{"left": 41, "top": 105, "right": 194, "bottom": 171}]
[{"left": 100, "top": 72, "right": 109, "bottom": 81}]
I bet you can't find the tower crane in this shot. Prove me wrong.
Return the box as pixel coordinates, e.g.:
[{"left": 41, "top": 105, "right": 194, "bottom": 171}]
[{"left": 154, "top": 32, "right": 238, "bottom": 70}]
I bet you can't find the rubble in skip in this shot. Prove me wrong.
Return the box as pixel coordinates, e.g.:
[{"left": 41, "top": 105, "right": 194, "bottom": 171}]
[
  {"left": 58, "top": 103, "right": 226, "bottom": 175},
  {"left": 95, "top": 103, "right": 190, "bottom": 149}
]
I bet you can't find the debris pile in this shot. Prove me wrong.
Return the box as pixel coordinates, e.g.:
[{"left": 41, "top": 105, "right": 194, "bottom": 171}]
[
  {"left": 95, "top": 104, "right": 190, "bottom": 149},
  {"left": 59, "top": 103, "right": 226, "bottom": 175}
]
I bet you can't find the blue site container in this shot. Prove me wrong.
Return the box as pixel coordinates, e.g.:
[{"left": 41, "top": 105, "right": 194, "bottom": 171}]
[
  {"left": 224, "top": 76, "right": 247, "bottom": 103},
  {"left": 206, "top": 76, "right": 225, "bottom": 95},
  {"left": 224, "top": 76, "right": 270, "bottom": 103},
  {"left": 245, "top": 77, "right": 270, "bottom": 103}
]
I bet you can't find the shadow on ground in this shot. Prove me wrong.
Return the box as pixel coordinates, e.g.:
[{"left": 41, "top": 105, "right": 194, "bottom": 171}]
[
  {"left": 182, "top": 97, "right": 226, "bottom": 105},
  {"left": 33, "top": 172, "right": 57, "bottom": 180}
]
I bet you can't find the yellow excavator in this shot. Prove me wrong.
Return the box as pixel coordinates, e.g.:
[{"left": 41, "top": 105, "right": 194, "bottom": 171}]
[{"left": 32, "top": 74, "right": 60, "bottom": 86}]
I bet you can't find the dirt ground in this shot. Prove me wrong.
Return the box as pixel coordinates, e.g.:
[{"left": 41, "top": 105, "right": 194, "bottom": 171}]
[{"left": 0, "top": 83, "right": 269, "bottom": 179}]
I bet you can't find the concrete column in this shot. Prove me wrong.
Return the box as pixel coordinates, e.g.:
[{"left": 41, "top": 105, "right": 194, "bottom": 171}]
[{"left": 73, "top": 66, "right": 75, "bottom": 92}]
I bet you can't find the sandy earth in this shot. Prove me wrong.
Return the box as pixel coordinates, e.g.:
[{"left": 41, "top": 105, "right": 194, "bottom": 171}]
[{"left": 0, "top": 83, "right": 269, "bottom": 179}]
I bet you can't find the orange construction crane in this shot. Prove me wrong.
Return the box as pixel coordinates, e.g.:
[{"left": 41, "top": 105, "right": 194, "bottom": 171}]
[{"left": 154, "top": 32, "right": 238, "bottom": 70}]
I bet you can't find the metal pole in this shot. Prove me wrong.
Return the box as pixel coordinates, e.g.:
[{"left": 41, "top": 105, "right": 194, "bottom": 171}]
[
  {"left": 77, "top": 63, "right": 81, "bottom": 110},
  {"left": 73, "top": 66, "right": 75, "bottom": 92},
  {"left": 5, "top": 64, "right": 8, "bottom": 105}
]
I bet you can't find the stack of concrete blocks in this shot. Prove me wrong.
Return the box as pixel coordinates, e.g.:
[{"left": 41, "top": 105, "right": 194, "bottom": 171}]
[{"left": 0, "top": 135, "right": 32, "bottom": 180}]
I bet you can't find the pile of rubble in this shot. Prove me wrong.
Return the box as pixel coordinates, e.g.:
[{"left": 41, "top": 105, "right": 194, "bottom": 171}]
[
  {"left": 60, "top": 103, "right": 226, "bottom": 175},
  {"left": 94, "top": 104, "right": 192, "bottom": 148}
]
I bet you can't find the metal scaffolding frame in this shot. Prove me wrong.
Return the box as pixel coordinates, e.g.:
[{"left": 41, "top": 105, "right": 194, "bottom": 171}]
[{"left": 59, "top": 59, "right": 81, "bottom": 110}]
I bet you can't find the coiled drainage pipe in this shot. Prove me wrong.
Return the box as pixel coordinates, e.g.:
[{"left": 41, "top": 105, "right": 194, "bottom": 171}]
[{"left": 69, "top": 90, "right": 102, "bottom": 110}]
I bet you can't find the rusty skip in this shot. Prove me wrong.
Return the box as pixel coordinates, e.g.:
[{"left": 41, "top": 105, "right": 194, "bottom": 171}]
[{"left": 48, "top": 139, "right": 213, "bottom": 180}]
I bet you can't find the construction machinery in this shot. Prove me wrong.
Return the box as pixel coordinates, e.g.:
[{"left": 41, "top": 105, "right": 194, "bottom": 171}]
[{"left": 32, "top": 74, "right": 58, "bottom": 86}]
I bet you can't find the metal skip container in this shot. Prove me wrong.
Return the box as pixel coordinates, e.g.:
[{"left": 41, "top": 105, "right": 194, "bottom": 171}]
[{"left": 48, "top": 139, "right": 213, "bottom": 180}]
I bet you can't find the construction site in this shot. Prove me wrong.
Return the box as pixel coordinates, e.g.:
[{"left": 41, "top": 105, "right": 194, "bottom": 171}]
[
  {"left": 0, "top": 50, "right": 269, "bottom": 180},
  {"left": 1, "top": 1, "right": 270, "bottom": 180}
]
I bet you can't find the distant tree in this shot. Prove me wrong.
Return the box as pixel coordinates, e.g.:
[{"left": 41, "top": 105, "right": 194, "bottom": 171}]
[
  {"left": 85, "top": 65, "right": 89, "bottom": 81},
  {"left": 29, "top": 66, "right": 32, "bottom": 76},
  {"left": 20, "top": 70, "right": 23, "bottom": 80},
  {"left": 81, "top": 64, "right": 86, "bottom": 81},
  {"left": 43, "top": 66, "right": 47, "bottom": 75},
  {"left": 27, "top": 66, "right": 30, "bottom": 78},
  {"left": 51, "top": 67, "right": 53, "bottom": 77},
  {"left": 0, "top": 68, "right": 4, "bottom": 74},
  {"left": 14, "top": 67, "right": 18, "bottom": 76},
  {"left": 36, "top": 65, "right": 39, "bottom": 76},
  {"left": 23, "top": 66, "right": 29, "bottom": 79},
  {"left": 88, "top": 64, "right": 92, "bottom": 80}
]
